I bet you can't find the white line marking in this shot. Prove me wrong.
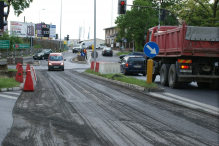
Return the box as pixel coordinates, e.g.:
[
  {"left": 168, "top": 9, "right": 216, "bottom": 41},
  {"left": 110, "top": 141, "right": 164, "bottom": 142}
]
[
  {"left": 163, "top": 92, "right": 219, "bottom": 111},
  {"left": 0, "top": 94, "right": 18, "bottom": 100},
  {"left": 4, "top": 92, "right": 21, "bottom": 95}
]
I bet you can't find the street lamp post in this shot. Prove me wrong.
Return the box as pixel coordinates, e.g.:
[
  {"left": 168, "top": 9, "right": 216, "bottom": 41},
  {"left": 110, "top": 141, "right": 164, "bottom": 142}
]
[
  {"left": 39, "top": 8, "right": 45, "bottom": 23},
  {"left": 60, "top": 0, "right": 62, "bottom": 52}
]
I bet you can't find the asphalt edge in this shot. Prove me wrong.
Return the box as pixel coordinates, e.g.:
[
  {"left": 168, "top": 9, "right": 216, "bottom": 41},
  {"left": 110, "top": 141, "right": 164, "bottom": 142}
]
[{"left": 82, "top": 72, "right": 219, "bottom": 118}]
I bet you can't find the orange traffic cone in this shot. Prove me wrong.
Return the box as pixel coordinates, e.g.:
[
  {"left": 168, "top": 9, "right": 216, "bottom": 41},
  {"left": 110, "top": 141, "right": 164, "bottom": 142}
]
[
  {"left": 26, "top": 64, "right": 30, "bottom": 72},
  {"left": 15, "top": 64, "right": 23, "bottom": 83},
  {"left": 23, "top": 70, "right": 34, "bottom": 91},
  {"left": 16, "top": 63, "right": 20, "bottom": 70}
]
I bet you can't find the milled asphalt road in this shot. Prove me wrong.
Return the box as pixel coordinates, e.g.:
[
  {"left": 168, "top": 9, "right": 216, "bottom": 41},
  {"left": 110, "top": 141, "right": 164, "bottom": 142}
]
[{"left": 2, "top": 70, "right": 219, "bottom": 146}]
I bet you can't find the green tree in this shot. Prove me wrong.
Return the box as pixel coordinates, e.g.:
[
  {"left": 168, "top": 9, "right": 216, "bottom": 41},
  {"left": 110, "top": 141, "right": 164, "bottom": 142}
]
[
  {"left": 0, "top": 32, "right": 24, "bottom": 50},
  {"left": 115, "top": 0, "right": 157, "bottom": 51},
  {"left": 3, "top": 0, "right": 33, "bottom": 20},
  {"left": 168, "top": 0, "right": 219, "bottom": 26}
]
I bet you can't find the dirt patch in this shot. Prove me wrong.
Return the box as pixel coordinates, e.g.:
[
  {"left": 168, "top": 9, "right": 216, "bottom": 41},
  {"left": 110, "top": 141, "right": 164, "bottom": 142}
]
[
  {"left": 23, "top": 61, "right": 40, "bottom": 66},
  {"left": 110, "top": 74, "right": 123, "bottom": 80}
]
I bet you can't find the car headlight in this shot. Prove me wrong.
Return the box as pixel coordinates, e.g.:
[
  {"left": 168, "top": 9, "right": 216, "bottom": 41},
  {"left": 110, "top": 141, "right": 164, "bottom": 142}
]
[
  {"left": 49, "top": 63, "right": 52, "bottom": 66},
  {"left": 61, "top": 63, "right": 64, "bottom": 65}
]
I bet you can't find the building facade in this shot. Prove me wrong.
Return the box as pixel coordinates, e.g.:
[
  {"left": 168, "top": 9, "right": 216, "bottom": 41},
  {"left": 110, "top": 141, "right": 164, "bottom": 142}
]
[{"left": 103, "top": 26, "right": 118, "bottom": 45}]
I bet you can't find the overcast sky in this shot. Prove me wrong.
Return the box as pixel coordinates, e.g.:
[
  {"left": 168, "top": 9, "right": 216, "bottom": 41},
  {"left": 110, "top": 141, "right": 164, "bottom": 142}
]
[{"left": 7, "top": 0, "right": 134, "bottom": 40}]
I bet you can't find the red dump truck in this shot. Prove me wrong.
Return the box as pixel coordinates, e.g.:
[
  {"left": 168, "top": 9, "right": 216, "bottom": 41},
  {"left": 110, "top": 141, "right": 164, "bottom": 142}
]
[{"left": 145, "top": 21, "right": 219, "bottom": 89}]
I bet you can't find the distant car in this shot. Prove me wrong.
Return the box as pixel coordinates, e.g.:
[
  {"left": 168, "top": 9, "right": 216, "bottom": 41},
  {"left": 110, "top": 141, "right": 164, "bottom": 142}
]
[
  {"left": 72, "top": 44, "right": 82, "bottom": 53},
  {"left": 102, "top": 47, "right": 113, "bottom": 56},
  {"left": 96, "top": 44, "right": 107, "bottom": 49},
  {"left": 119, "top": 52, "right": 146, "bottom": 60},
  {"left": 47, "top": 53, "right": 66, "bottom": 71},
  {"left": 33, "top": 49, "right": 53, "bottom": 60},
  {"left": 120, "top": 56, "right": 146, "bottom": 76}
]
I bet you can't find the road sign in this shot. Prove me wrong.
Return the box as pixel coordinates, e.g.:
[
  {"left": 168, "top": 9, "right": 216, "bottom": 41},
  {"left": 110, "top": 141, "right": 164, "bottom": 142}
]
[
  {"left": 81, "top": 52, "right": 85, "bottom": 57},
  {"left": 91, "top": 51, "right": 98, "bottom": 58},
  {"left": 13, "top": 44, "right": 30, "bottom": 49},
  {"left": 0, "top": 40, "right": 10, "bottom": 49},
  {"left": 143, "top": 42, "right": 159, "bottom": 58},
  {"left": 123, "top": 39, "right": 127, "bottom": 43}
]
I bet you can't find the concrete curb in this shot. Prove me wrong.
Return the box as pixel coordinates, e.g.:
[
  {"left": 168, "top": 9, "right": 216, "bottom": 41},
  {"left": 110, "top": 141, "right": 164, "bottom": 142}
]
[
  {"left": 82, "top": 72, "right": 219, "bottom": 117},
  {"left": 0, "top": 86, "right": 22, "bottom": 92}
]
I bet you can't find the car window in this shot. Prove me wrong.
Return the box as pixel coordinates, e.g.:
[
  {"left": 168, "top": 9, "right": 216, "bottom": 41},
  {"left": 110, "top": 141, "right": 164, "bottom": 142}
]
[
  {"left": 105, "top": 48, "right": 111, "bottom": 50},
  {"left": 49, "top": 56, "right": 63, "bottom": 61},
  {"left": 36, "top": 50, "right": 43, "bottom": 53},
  {"left": 128, "top": 58, "right": 145, "bottom": 63},
  {"left": 74, "top": 45, "right": 80, "bottom": 47}
]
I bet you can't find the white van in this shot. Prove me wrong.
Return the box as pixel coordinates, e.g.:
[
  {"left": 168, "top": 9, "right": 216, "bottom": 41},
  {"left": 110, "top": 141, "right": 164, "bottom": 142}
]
[
  {"left": 96, "top": 44, "right": 107, "bottom": 49},
  {"left": 80, "top": 41, "right": 94, "bottom": 49}
]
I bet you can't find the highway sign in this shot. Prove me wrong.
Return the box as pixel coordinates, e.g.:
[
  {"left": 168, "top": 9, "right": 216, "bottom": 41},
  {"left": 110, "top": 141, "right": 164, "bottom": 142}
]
[
  {"left": 123, "top": 39, "right": 127, "bottom": 43},
  {"left": 13, "top": 44, "right": 30, "bottom": 49},
  {"left": 0, "top": 40, "right": 10, "bottom": 49},
  {"left": 143, "top": 42, "right": 159, "bottom": 58},
  {"left": 91, "top": 51, "right": 98, "bottom": 58}
]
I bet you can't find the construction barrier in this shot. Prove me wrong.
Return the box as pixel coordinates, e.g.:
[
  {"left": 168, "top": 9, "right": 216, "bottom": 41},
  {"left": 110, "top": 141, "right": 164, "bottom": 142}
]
[
  {"left": 31, "top": 65, "right": 37, "bottom": 82},
  {"left": 23, "top": 70, "right": 34, "bottom": 91},
  {"left": 99, "top": 62, "right": 120, "bottom": 74},
  {"left": 26, "top": 64, "right": 30, "bottom": 72},
  {"left": 95, "top": 62, "right": 100, "bottom": 72},
  {"left": 15, "top": 64, "right": 23, "bottom": 83},
  {"left": 30, "top": 67, "right": 36, "bottom": 86},
  {"left": 91, "top": 61, "right": 96, "bottom": 71}
]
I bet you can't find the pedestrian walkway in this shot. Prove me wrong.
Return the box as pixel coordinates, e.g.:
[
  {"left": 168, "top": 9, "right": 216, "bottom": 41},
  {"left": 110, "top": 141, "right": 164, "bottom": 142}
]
[
  {"left": 0, "top": 90, "right": 22, "bottom": 144},
  {"left": 0, "top": 91, "right": 21, "bottom": 100}
]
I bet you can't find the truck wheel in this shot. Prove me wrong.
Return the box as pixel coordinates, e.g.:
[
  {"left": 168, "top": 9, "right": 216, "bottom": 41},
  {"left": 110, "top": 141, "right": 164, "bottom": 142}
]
[
  {"left": 168, "top": 64, "right": 181, "bottom": 89},
  {"left": 160, "top": 64, "right": 170, "bottom": 86}
]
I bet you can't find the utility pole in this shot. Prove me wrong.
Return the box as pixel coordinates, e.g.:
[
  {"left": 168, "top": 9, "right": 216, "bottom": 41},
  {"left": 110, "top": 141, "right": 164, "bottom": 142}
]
[
  {"left": 94, "top": 0, "right": 96, "bottom": 61},
  {"left": 60, "top": 0, "right": 62, "bottom": 52}
]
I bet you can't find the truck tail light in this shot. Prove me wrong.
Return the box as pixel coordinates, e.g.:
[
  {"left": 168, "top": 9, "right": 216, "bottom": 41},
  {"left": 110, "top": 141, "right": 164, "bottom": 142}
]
[
  {"left": 126, "top": 63, "right": 129, "bottom": 67},
  {"left": 180, "top": 65, "right": 190, "bottom": 69}
]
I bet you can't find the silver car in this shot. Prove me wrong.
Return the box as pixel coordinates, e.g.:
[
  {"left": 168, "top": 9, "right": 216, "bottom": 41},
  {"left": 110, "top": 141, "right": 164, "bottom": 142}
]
[{"left": 72, "top": 44, "right": 82, "bottom": 53}]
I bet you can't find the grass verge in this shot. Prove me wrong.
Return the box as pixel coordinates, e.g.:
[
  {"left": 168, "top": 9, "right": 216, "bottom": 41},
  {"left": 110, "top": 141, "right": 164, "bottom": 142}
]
[
  {"left": 116, "top": 51, "right": 131, "bottom": 56},
  {"left": 85, "top": 69, "right": 158, "bottom": 88},
  {"left": 0, "top": 76, "right": 20, "bottom": 89}
]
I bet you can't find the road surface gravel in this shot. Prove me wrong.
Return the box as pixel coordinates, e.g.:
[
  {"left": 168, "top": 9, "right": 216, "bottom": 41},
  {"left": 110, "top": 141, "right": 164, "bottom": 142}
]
[{"left": 2, "top": 70, "right": 219, "bottom": 146}]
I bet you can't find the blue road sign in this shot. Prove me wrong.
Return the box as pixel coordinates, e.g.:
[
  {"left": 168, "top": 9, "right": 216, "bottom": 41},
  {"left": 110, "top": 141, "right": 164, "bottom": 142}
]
[
  {"left": 143, "top": 42, "right": 159, "bottom": 58},
  {"left": 81, "top": 52, "right": 85, "bottom": 57},
  {"left": 123, "top": 39, "right": 127, "bottom": 43}
]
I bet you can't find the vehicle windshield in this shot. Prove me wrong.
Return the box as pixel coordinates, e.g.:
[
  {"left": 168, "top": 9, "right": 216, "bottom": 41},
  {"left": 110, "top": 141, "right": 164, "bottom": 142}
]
[
  {"left": 49, "top": 56, "right": 63, "bottom": 61},
  {"left": 74, "top": 45, "right": 81, "bottom": 47},
  {"left": 128, "top": 58, "right": 145, "bottom": 63},
  {"left": 105, "top": 48, "right": 111, "bottom": 50},
  {"left": 36, "top": 50, "right": 44, "bottom": 53}
]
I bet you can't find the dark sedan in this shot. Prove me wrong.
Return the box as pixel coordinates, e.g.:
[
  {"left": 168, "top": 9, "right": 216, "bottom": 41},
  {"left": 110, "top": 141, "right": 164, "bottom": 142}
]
[
  {"left": 33, "top": 49, "right": 53, "bottom": 60},
  {"left": 119, "top": 52, "right": 146, "bottom": 60},
  {"left": 120, "top": 56, "right": 146, "bottom": 76},
  {"left": 102, "top": 47, "right": 113, "bottom": 56}
]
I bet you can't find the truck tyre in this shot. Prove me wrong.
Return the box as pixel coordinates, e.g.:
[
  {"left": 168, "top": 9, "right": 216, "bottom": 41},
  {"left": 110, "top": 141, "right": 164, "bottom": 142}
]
[
  {"left": 168, "top": 64, "right": 181, "bottom": 89},
  {"left": 160, "top": 64, "right": 170, "bottom": 86}
]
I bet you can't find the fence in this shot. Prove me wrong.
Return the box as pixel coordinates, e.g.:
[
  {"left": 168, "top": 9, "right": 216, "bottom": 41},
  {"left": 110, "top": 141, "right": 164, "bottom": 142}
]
[{"left": 106, "top": 42, "right": 134, "bottom": 51}]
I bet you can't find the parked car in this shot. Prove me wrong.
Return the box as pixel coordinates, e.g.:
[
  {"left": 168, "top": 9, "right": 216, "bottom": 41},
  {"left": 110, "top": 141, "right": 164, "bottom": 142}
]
[
  {"left": 96, "top": 44, "right": 107, "bottom": 49},
  {"left": 33, "top": 49, "right": 53, "bottom": 60},
  {"left": 102, "top": 47, "right": 113, "bottom": 56},
  {"left": 47, "top": 53, "right": 66, "bottom": 71},
  {"left": 119, "top": 52, "right": 146, "bottom": 60},
  {"left": 72, "top": 44, "right": 82, "bottom": 53},
  {"left": 120, "top": 56, "right": 146, "bottom": 76}
]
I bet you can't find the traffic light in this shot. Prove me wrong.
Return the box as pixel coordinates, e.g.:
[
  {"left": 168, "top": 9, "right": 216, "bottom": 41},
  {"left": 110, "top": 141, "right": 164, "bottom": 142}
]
[
  {"left": 118, "top": 0, "right": 126, "bottom": 15},
  {"left": 0, "top": 1, "right": 8, "bottom": 29},
  {"left": 160, "top": 10, "right": 166, "bottom": 21},
  {"left": 56, "top": 34, "right": 58, "bottom": 39},
  {"left": 67, "top": 35, "right": 69, "bottom": 41}
]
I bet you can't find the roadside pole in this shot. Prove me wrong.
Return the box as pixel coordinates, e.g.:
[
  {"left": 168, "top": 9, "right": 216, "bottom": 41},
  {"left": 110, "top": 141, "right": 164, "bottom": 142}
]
[
  {"left": 94, "top": 0, "right": 96, "bottom": 61},
  {"left": 31, "top": 37, "right": 33, "bottom": 63},
  {"left": 147, "top": 59, "right": 153, "bottom": 84}
]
